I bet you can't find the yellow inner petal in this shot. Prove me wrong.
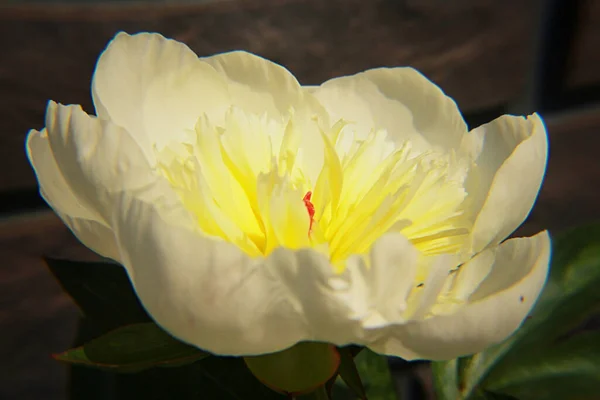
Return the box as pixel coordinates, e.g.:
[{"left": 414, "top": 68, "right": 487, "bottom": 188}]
[{"left": 156, "top": 107, "right": 471, "bottom": 271}]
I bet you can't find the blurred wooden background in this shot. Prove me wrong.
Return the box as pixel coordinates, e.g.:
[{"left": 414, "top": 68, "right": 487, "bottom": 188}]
[{"left": 0, "top": 0, "right": 599, "bottom": 399}]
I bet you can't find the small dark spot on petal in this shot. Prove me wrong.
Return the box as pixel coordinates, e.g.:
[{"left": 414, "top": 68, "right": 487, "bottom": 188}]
[
  {"left": 519, "top": 296, "right": 524, "bottom": 302},
  {"left": 417, "top": 283, "right": 424, "bottom": 288}
]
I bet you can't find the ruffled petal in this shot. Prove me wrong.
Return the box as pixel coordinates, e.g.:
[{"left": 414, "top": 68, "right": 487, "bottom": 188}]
[
  {"left": 26, "top": 128, "right": 120, "bottom": 260},
  {"left": 44, "top": 101, "right": 157, "bottom": 223},
  {"left": 369, "top": 231, "right": 551, "bottom": 360},
  {"left": 270, "top": 233, "right": 421, "bottom": 343}
]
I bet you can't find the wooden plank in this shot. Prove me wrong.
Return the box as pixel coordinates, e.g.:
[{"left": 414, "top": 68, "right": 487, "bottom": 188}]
[
  {"left": 0, "top": 0, "right": 538, "bottom": 192},
  {"left": 0, "top": 212, "right": 99, "bottom": 400},
  {"left": 567, "top": 0, "right": 600, "bottom": 89}
]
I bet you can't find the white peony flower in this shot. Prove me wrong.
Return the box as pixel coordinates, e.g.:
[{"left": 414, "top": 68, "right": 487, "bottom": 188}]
[{"left": 26, "top": 32, "right": 550, "bottom": 360}]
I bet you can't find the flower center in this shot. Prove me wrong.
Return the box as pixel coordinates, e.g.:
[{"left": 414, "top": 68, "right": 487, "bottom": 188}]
[{"left": 155, "top": 107, "right": 471, "bottom": 271}]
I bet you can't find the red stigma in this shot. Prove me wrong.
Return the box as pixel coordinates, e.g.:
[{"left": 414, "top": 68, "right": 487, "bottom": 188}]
[{"left": 303, "top": 191, "right": 315, "bottom": 236}]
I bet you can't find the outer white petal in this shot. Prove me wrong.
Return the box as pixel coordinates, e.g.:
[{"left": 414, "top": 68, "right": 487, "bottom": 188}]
[
  {"left": 26, "top": 128, "right": 120, "bottom": 261},
  {"left": 465, "top": 114, "right": 548, "bottom": 253},
  {"left": 112, "top": 191, "right": 308, "bottom": 356},
  {"left": 271, "top": 233, "right": 421, "bottom": 343},
  {"left": 310, "top": 68, "right": 468, "bottom": 152},
  {"left": 202, "top": 51, "right": 303, "bottom": 117},
  {"left": 92, "top": 32, "right": 230, "bottom": 154},
  {"left": 369, "top": 231, "right": 551, "bottom": 360},
  {"left": 44, "top": 101, "right": 157, "bottom": 225},
  {"left": 352, "top": 233, "right": 420, "bottom": 326},
  {"left": 111, "top": 188, "right": 422, "bottom": 355}
]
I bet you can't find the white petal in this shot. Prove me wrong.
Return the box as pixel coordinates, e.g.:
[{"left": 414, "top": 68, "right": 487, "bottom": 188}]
[
  {"left": 273, "top": 233, "right": 421, "bottom": 341},
  {"left": 92, "top": 32, "right": 229, "bottom": 154},
  {"left": 203, "top": 51, "right": 329, "bottom": 183},
  {"left": 310, "top": 68, "right": 468, "bottom": 152},
  {"left": 112, "top": 192, "right": 308, "bottom": 355},
  {"left": 44, "top": 101, "right": 156, "bottom": 224},
  {"left": 404, "top": 256, "right": 454, "bottom": 321},
  {"left": 26, "top": 128, "right": 120, "bottom": 260},
  {"left": 361, "top": 233, "right": 420, "bottom": 324},
  {"left": 466, "top": 114, "right": 548, "bottom": 252},
  {"left": 202, "top": 51, "right": 302, "bottom": 118},
  {"left": 57, "top": 212, "right": 121, "bottom": 262},
  {"left": 369, "top": 231, "right": 551, "bottom": 360}
]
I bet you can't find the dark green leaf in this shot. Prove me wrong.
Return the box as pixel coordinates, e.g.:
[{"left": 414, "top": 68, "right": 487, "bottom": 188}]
[
  {"left": 347, "top": 345, "right": 365, "bottom": 358},
  {"left": 110, "top": 355, "right": 285, "bottom": 400},
  {"left": 338, "top": 347, "right": 368, "bottom": 399},
  {"left": 354, "top": 349, "right": 397, "bottom": 400},
  {"left": 432, "top": 359, "right": 460, "bottom": 400},
  {"left": 55, "top": 323, "right": 209, "bottom": 373},
  {"left": 324, "top": 371, "right": 339, "bottom": 399},
  {"left": 45, "top": 258, "right": 151, "bottom": 331},
  {"left": 485, "top": 332, "right": 600, "bottom": 400},
  {"left": 433, "top": 224, "right": 600, "bottom": 400}
]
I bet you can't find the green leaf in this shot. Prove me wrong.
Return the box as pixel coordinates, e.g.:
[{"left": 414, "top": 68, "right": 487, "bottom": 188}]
[
  {"left": 338, "top": 347, "right": 368, "bottom": 399},
  {"left": 45, "top": 258, "right": 151, "bottom": 331},
  {"left": 244, "top": 342, "right": 340, "bottom": 395},
  {"left": 485, "top": 332, "right": 600, "bottom": 400},
  {"left": 432, "top": 359, "right": 460, "bottom": 400},
  {"left": 354, "top": 349, "right": 397, "bottom": 400},
  {"left": 55, "top": 323, "right": 209, "bottom": 373},
  {"left": 433, "top": 224, "right": 600, "bottom": 400}
]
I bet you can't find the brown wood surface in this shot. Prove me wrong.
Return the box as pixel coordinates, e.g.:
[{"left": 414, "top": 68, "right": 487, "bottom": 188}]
[
  {"left": 1, "top": 105, "right": 599, "bottom": 399},
  {"left": 567, "top": 0, "right": 600, "bottom": 89},
  {"left": 0, "top": 0, "right": 541, "bottom": 192},
  {"left": 0, "top": 212, "right": 99, "bottom": 400}
]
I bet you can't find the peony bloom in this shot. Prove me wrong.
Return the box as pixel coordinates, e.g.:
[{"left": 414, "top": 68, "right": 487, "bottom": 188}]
[{"left": 26, "top": 32, "right": 550, "bottom": 360}]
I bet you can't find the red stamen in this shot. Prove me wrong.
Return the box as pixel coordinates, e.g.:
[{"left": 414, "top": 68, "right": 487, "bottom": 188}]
[{"left": 303, "top": 191, "right": 315, "bottom": 236}]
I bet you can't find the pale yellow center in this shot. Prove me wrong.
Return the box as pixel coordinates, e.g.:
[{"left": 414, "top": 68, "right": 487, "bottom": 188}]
[{"left": 156, "top": 107, "right": 471, "bottom": 272}]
